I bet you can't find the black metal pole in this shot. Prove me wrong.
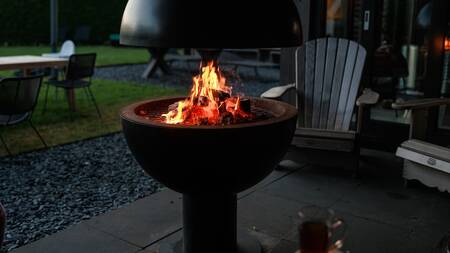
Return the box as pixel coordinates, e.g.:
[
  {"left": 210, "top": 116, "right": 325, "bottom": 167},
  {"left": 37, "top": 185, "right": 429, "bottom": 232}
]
[
  {"left": 49, "top": 0, "right": 59, "bottom": 79},
  {"left": 50, "top": 0, "right": 58, "bottom": 53},
  {"left": 182, "top": 192, "right": 237, "bottom": 253}
]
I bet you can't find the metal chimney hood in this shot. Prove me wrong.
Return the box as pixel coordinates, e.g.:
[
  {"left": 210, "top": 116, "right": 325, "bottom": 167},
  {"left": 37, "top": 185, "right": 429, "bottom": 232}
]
[{"left": 120, "top": 0, "right": 303, "bottom": 48}]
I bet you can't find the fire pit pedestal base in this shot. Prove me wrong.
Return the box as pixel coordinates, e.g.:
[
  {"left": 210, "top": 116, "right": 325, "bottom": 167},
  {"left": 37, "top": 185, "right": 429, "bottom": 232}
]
[
  {"left": 159, "top": 230, "right": 262, "bottom": 253},
  {"left": 158, "top": 193, "right": 262, "bottom": 253}
]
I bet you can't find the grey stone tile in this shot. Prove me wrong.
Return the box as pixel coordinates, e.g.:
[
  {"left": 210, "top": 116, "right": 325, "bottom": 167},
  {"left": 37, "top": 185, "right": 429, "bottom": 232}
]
[
  {"left": 237, "top": 191, "right": 308, "bottom": 239},
  {"left": 84, "top": 189, "right": 182, "bottom": 248},
  {"left": 239, "top": 164, "right": 306, "bottom": 199},
  {"left": 136, "top": 229, "right": 280, "bottom": 253},
  {"left": 136, "top": 230, "right": 183, "bottom": 253},
  {"left": 238, "top": 149, "right": 308, "bottom": 199},
  {"left": 284, "top": 209, "right": 410, "bottom": 253},
  {"left": 136, "top": 229, "right": 279, "bottom": 253},
  {"left": 420, "top": 192, "right": 450, "bottom": 228},
  {"left": 337, "top": 211, "right": 411, "bottom": 253},
  {"left": 261, "top": 166, "right": 360, "bottom": 207},
  {"left": 11, "top": 223, "right": 140, "bottom": 253},
  {"left": 331, "top": 180, "right": 437, "bottom": 230},
  {"left": 245, "top": 229, "right": 281, "bottom": 253},
  {"left": 270, "top": 239, "right": 298, "bottom": 253},
  {"left": 406, "top": 193, "right": 450, "bottom": 252},
  {"left": 406, "top": 228, "right": 444, "bottom": 253},
  {"left": 332, "top": 149, "right": 438, "bottom": 231}
]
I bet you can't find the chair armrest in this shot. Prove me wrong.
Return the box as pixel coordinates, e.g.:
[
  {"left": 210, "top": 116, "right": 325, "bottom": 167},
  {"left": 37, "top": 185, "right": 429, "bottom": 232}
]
[
  {"left": 392, "top": 98, "right": 450, "bottom": 110},
  {"left": 260, "top": 83, "right": 296, "bottom": 99},
  {"left": 356, "top": 89, "right": 379, "bottom": 107},
  {"left": 356, "top": 89, "right": 379, "bottom": 133}
]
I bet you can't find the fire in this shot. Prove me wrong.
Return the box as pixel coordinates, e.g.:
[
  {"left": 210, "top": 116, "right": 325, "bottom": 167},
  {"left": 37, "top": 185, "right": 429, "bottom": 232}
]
[
  {"left": 162, "top": 61, "right": 252, "bottom": 125},
  {"left": 445, "top": 37, "right": 450, "bottom": 51}
]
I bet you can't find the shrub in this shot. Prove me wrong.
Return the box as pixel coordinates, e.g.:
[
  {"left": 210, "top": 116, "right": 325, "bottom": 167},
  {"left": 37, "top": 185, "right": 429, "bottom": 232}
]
[{"left": 0, "top": 0, "right": 127, "bottom": 45}]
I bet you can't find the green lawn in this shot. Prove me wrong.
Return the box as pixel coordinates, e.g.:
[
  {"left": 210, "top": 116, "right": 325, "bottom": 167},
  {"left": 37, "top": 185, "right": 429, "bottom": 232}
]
[
  {"left": 0, "top": 79, "right": 185, "bottom": 156},
  {"left": 0, "top": 45, "right": 149, "bottom": 66}
]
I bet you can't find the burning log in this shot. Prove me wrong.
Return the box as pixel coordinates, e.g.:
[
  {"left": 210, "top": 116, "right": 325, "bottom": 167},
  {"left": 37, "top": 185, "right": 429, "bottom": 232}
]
[
  {"left": 212, "top": 89, "right": 231, "bottom": 102},
  {"left": 220, "top": 111, "right": 234, "bottom": 125},
  {"left": 198, "top": 96, "right": 209, "bottom": 106},
  {"left": 168, "top": 102, "right": 179, "bottom": 112},
  {"left": 239, "top": 98, "right": 251, "bottom": 114},
  {"left": 160, "top": 61, "right": 256, "bottom": 125}
]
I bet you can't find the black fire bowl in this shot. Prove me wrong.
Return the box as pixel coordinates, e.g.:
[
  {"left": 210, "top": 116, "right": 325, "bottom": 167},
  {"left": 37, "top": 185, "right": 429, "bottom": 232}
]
[{"left": 121, "top": 97, "right": 297, "bottom": 253}]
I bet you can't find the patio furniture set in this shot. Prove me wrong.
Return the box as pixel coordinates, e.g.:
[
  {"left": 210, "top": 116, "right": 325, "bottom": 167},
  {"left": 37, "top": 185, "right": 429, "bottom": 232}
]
[{"left": 0, "top": 41, "right": 100, "bottom": 155}]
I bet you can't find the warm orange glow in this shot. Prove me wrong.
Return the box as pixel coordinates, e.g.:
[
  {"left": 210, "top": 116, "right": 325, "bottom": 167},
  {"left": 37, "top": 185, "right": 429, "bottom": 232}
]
[
  {"left": 162, "top": 61, "right": 252, "bottom": 125},
  {"left": 445, "top": 37, "right": 450, "bottom": 51}
]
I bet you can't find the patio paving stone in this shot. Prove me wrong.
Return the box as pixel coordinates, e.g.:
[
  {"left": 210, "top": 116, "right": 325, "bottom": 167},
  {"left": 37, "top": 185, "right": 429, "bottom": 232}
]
[
  {"left": 331, "top": 181, "right": 437, "bottom": 230},
  {"left": 270, "top": 239, "right": 297, "bottom": 253},
  {"left": 83, "top": 189, "right": 182, "bottom": 248},
  {"left": 136, "top": 230, "right": 182, "bottom": 253},
  {"left": 10, "top": 223, "right": 140, "bottom": 253},
  {"left": 238, "top": 191, "right": 307, "bottom": 239},
  {"left": 326, "top": 210, "right": 410, "bottom": 253},
  {"left": 238, "top": 160, "right": 308, "bottom": 199},
  {"left": 261, "top": 166, "right": 360, "bottom": 207}
]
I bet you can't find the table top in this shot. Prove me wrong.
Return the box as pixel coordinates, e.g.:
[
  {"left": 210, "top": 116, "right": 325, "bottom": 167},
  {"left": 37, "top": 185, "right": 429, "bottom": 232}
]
[
  {"left": 0, "top": 55, "right": 68, "bottom": 71},
  {"left": 295, "top": 251, "right": 343, "bottom": 253}
]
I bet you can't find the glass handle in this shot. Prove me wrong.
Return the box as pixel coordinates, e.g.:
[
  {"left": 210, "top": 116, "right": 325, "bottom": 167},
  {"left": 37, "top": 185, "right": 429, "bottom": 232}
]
[{"left": 329, "top": 218, "right": 347, "bottom": 252}]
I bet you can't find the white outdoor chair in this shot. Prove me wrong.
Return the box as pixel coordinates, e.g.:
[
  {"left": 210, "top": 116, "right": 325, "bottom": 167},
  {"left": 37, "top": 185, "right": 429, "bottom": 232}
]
[
  {"left": 42, "top": 40, "right": 75, "bottom": 58},
  {"left": 394, "top": 98, "right": 450, "bottom": 193}
]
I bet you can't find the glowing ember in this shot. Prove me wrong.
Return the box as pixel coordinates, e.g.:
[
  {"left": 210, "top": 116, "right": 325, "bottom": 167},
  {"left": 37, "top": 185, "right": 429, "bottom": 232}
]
[{"left": 162, "top": 61, "right": 253, "bottom": 125}]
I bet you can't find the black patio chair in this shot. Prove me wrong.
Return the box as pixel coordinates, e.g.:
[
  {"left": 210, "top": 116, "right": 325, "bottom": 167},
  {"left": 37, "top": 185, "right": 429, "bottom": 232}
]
[
  {"left": 43, "top": 53, "right": 101, "bottom": 118},
  {"left": 0, "top": 75, "right": 47, "bottom": 155}
]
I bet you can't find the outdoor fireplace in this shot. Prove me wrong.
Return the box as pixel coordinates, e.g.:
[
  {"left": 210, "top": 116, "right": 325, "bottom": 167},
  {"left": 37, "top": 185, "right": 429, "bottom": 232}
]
[{"left": 119, "top": 0, "right": 302, "bottom": 252}]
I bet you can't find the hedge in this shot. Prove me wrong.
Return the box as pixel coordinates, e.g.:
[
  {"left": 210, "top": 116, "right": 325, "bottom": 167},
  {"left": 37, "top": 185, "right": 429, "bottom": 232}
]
[{"left": 0, "top": 0, "right": 128, "bottom": 45}]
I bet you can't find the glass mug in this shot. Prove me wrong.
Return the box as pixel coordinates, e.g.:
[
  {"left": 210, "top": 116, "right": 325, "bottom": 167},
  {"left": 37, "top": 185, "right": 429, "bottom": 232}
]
[{"left": 296, "top": 206, "right": 346, "bottom": 253}]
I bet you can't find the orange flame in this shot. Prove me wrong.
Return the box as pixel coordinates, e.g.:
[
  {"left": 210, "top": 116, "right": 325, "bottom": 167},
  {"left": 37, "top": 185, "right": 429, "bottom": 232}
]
[
  {"left": 445, "top": 37, "right": 450, "bottom": 51},
  {"left": 162, "top": 61, "right": 251, "bottom": 125}
]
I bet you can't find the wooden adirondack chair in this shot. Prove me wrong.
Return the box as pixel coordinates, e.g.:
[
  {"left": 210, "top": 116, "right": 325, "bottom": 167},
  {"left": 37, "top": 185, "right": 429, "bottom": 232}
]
[
  {"left": 262, "top": 38, "right": 379, "bottom": 173},
  {"left": 394, "top": 98, "right": 450, "bottom": 193}
]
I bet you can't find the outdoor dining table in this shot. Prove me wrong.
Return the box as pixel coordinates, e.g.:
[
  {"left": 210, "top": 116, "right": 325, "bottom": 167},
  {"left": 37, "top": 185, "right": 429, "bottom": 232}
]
[
  {"left": 0, "top": 55, "right": 77, "bottom": 111},
  {"left": 0, "top": 55, "right": 67, "bottom": 74}
]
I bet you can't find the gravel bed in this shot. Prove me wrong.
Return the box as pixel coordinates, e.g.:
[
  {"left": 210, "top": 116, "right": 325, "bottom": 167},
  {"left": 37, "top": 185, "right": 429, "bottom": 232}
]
[
  {"left": 94, "top": 55, "right": 281, "bottom": 97},
  {"left": 0, "top": 133, "right": 162, "bottom": 251}
]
